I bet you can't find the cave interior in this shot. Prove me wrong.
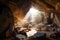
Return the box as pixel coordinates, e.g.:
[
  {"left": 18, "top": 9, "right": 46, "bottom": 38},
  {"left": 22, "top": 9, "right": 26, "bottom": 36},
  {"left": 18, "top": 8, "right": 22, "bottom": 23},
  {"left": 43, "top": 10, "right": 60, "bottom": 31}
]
[{"left": 0, "top": 0, "right": 60, "bottom": 40}]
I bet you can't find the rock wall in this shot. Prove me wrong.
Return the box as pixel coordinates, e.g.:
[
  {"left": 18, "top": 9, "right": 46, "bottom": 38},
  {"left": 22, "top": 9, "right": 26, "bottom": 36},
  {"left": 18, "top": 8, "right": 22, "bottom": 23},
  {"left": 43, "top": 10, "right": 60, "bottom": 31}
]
[{"left": 54, "top": 13, "right": 60, "bottom": 27}]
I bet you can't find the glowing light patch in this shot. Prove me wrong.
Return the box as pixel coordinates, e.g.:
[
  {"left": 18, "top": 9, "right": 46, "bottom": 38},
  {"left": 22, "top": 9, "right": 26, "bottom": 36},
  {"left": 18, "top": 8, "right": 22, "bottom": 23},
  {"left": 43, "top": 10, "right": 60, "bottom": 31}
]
[
  {"left": 23, "top": 7, "right": 43, "bottom": 23},
  {"left": 29, "top": 7, "right": 39, "bottom": 14},
  {"left": 26, "top": 28, "right": 37, "bottom": 37}
]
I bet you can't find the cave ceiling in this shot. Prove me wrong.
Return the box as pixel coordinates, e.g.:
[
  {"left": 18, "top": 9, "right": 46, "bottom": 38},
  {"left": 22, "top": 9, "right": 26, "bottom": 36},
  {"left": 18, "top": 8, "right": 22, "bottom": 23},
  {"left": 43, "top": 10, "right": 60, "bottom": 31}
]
[{"left": 0, "top": 0, "right": 60, "bottom": 13}]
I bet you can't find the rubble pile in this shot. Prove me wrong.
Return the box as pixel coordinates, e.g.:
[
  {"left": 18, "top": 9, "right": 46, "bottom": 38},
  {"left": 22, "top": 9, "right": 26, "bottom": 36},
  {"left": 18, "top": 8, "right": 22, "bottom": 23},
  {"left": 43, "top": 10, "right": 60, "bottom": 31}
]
[{"left": 14, "top": 20, "right": 60, "bottom": 40}]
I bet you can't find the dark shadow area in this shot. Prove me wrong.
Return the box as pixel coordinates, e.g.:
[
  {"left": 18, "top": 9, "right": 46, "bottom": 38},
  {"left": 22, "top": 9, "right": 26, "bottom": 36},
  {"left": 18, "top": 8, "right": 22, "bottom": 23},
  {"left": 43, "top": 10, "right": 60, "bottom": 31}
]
[{"left": 0, "top": 2, "right": 15, "bottom": 40}]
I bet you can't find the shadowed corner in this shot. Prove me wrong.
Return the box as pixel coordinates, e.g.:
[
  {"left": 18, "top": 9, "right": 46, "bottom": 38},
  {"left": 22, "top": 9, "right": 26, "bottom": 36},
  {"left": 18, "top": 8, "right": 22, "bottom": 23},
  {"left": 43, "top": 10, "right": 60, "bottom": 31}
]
[{"left": 0, "top": 2, "right": 15, "bottom": 40}]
